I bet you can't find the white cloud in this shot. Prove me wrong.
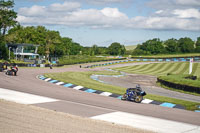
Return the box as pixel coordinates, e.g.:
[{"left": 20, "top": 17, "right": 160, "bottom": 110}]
[
  {"left": 176, "top": 0, "right": 200, "bottom": 7},
  {"left": 49, "top": 2, "right": 81, "bottom": 12},
  {"left": 17, "top": 2, "right": 129, "bottom": 28},
  {"left": 101, "top": 8, "right": 127, "bottom": 18},
  {"left": 129, "top": 16, "right": 200, "bottom": 31},
  {"left": 155, "top": 10, "right": 163, "bottom": 14},
  {"left": 19, "top": 5, "right": 46, "bottom": 17},
  {"left": 173, "top": 8, "right": 200, "bottom": 19},
  {"left": 143, "top": 0, "right": 200, "bottom": 31},
  {"left": 146, "top": 0, "right": 200, "bottom": 10},
  {"left": 17, "top": 1, "right": 200, "bottom": 31},
  {"left": 75, "top": 0, "right": 127, "bottom": 5},
  {"left": 18, "top": 0, "right": 131, "bottom": 5}
]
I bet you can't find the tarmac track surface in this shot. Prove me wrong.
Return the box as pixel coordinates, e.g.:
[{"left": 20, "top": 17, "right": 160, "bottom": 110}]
[
  {"left": 98, "top": 73, "right": 200, "bottom": 103},
  {"left": 0, "top": 63, "right": 200, "bottom": 131}
]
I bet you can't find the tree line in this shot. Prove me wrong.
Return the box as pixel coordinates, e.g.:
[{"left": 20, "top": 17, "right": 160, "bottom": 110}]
[
  {"left": 0, "top": 0, "right": 17, "bottom": 59},
  {"left": 5, "top": 25, "right": 126, "bottom": 58},
  {"left": 132, "top": 37, "right": 200, "bottom": 55}
]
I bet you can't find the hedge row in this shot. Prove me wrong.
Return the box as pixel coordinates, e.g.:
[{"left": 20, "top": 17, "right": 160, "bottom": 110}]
[{"left": 157, "top": 75, "right": 200, "bottom": 94}]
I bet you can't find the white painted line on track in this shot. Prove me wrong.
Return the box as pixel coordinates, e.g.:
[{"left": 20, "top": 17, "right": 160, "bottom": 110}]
[
  {"left": 44, "top": 78, "right": 51, "bottom": 81},
  {"left": 0, "top": 88, "right": 59, "bottom": 104},
  {"left": 73, "top": 86, "right": 84, "bottom": 90},
  {"left": 100, "top": 92, "right": 112, "bottom": 96},
  {"left": 141, "top": 99, "right": 153, "bottom": 104},
  {"left": 91, "top": 111, "right": 200, "bottom": 133},
  {"left": 56, "top": 82, "right": 64, "bottom": 85}
]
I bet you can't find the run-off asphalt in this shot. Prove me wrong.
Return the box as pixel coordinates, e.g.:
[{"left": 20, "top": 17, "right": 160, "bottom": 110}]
[
  {"left": 0, "top": 87, "right": 200, "bottom": 133},
  {"left": 92, "top": 112, "right": 200, "bottom": 133}
]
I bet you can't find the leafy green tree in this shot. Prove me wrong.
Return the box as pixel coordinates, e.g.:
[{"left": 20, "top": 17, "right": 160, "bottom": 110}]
[
  {"left": 91, "top": 44, "right": 99, "bottom": 55},
  {"left": 61, "top": 37, "right": 72, "bottom": 55},
  {"left": 195, "top": 37, "right": 200, "bottom": 52},
  {"left": 108, "top": 42, "right": 126, "bottom": 55},
  {"left": 98, "top": 47, "right": 107, "bottom": 55},
  {"left": 178, "top": 37, "right": 194, "bottom": 53},
  {"left": 89, "top": 47, "right": 94, "bottom": 56},
  {"left": 0, "top": 36, "right": 8, "bottom": 59},
  {"left": 6, "top": 25, "right": 48, "bottom": 55},
  {"left": 5, "top": 24, "right": 22, "bottom": 43},
  {"left": 0, "top": 0, "right": 17, "bottom": 36},
  {"left": 81, "top": 46, "right": 107, "bottom": 56},
  {"left": 70, "top": 42, "right": 82, "bottom": 55},
  {"left": 6, "top": 25, "right": 66, "bottom": 58},
  {"left": 45, "top": 30, "right": 61, "bottom": 60},
  {"left": 132, "top": 48, "right": 150, "bottom": 55},
  {"left": 164, "top": 38, "right": 178, "bottom": 53},
  {"left": 121, "top": 45, "right": 126, "bottom": 55},
  {"left": 0, "top": 0, "right": 17, "bottom": 59},
  {"left": 61, "top": 37, "right": 83, "bottom": 55},
  {"left": 136, "top": 38, "right": 165, "bottom": 55},
  {"left": 81, "top": 47, "right": 90, "bottom": 55},
  {"left": 196, "top": 37, "right": 200, "bottom": 47}
]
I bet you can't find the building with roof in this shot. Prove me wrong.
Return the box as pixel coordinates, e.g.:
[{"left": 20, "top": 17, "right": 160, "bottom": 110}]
[{"left": 6, "top": 43, "right": 40, "bottom": 62}]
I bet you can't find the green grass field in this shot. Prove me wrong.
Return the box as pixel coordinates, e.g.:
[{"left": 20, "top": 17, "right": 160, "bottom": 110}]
[{"left": 113, "top": 62, "right": 200, "bottom": 77}]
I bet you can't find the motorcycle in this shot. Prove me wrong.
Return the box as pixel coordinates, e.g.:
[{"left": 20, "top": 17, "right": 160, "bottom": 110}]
[
  {"left": 6, "top": 66, "right": 18, "bottom": 76},
  {"left": 121, "top": 85, "right": 146, "bottom": 103},
  {"left": 6, "top": 69, "right": 15, "bottom": 75}
]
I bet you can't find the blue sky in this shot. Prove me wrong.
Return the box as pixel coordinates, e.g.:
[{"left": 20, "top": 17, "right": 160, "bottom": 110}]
[{"left": 14, "top": 0, "right": 200, "bottom": 46}]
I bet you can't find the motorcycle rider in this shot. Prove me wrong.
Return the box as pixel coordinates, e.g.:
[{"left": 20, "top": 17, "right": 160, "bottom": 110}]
[
  {"left": 121, "top": 84, "right": 146, "bottom": 103},
  {"left": 11, "top": 63, "right": 18, "bottom": 76},
  {"left": 127, "top": 84, "right": 142, "bottom": 98},
  {"left": 136, "top": 84, "right": 142, "bottom": 91}
]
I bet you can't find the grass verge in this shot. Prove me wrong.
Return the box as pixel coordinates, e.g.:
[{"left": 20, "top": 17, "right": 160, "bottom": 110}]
[
  {"left": 45, "top": 71, "right": 125, "bottom": 95},
  {"left": 44, "top": 71, "right": 200, "bottom": 111},
  {"left": 145, "top": 94, "right": 199, "bottom": 111}
]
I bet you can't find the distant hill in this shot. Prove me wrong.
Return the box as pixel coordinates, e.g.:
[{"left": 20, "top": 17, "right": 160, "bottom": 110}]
[{"left": 125, "top": 45, "right": 137, "bottom": 51}]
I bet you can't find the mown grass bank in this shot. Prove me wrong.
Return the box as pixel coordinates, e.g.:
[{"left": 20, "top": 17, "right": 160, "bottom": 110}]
[
  {"left": 113, "top": 62, "right": 200, "bottom": 96},
  {"left": 44, "top": 71, "right": 200, "bottom": 111},
  {"left": 113, "top": 62, "right": 200, "bottom": 77}
]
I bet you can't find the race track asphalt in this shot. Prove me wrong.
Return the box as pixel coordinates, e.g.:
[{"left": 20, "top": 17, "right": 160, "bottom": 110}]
[{"left": 0, "top": 63, "right": 200, "bottom": 128}]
